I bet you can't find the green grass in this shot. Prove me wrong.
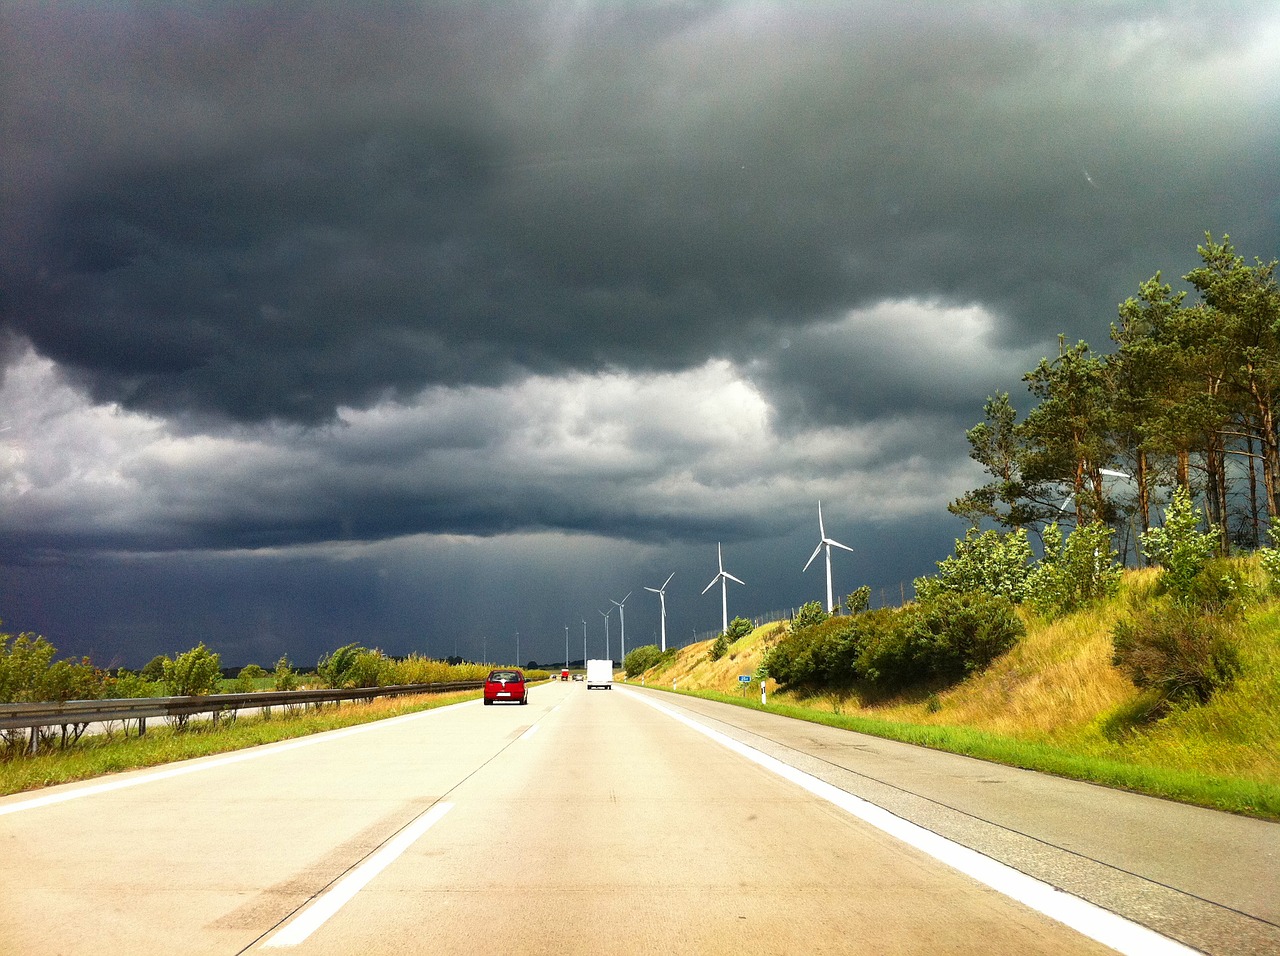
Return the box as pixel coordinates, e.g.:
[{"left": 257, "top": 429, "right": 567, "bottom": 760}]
[
  {"left": 0, "top": 688, "right": 482, "bottom": 797},
  {"left": 655, "top": 685, "right": 1280, "bottom": 820}
]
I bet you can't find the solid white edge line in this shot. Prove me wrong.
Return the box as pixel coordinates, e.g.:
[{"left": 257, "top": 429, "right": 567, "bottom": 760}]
[
  {"left": 620, "top": 689, "right": 1201, "bottom": 956},
  {"left": 261, "top": 801, "right": 454, "bottom": 949},
  {"left": 0, "top": 698, "right": 482, "bottom": 817}
]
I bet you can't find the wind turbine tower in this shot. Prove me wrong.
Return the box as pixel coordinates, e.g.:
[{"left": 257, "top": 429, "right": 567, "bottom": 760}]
[
  {"left": 702, "top": 542, "right": 745, "bottom": 635},
  {"left": 599, "top": 607, "right": 613, "bottom": 659},
  {"left": 611, "top": 592, "right": 632, "bottom": 662},
  {"left": 803, "top": 500, "right": 854, "bottom": 613},
  {"left": 645, "top": 572, "right": 675, "bottom": 651}
]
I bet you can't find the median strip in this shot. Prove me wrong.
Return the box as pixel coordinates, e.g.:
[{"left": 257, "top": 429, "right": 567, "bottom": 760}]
[
  {"left": 622, "top": 688, "right": 1200, "bottom": 956},
  {"left": 261, "top": 801, "right": 454, "bottom": 948}
]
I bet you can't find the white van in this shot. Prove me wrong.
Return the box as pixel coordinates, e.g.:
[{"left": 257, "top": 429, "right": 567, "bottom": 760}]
[{"left": 585, "top": 659, "right": 613, "bottom": 689}]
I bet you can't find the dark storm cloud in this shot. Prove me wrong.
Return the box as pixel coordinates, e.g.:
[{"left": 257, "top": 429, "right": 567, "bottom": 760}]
[
  {"left": 3, "top": 2, "right": 1279, "bottom": 667},
  {"left": 6, "top": 2, "right": 1276, "bottom": 426}
]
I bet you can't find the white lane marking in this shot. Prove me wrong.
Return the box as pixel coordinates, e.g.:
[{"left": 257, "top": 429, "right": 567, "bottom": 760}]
[
  {"left": 261, "top": 802, "right": 454, "bottom": 948},
  {"left": 621, "top": 689, "right": 1199, "bottom": 956},
  {"left": 520, "top": 723, "right": 540, "bottom": 740},
  {"left": 0, "top": 699, "right": 482, "bottom": 817}
]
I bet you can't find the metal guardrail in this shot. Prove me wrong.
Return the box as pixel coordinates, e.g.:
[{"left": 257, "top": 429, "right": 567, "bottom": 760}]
[{"left": 0, "top": 682, "right": 485, "bottom": 752}]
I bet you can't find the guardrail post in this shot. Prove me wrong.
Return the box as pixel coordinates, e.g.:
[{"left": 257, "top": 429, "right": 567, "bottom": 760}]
[
  {"left": 27, "top": 727, "right": 38, "bottom": 756},
  {"left": 139, "top": 717, "right": 146, "bottom": 737}
]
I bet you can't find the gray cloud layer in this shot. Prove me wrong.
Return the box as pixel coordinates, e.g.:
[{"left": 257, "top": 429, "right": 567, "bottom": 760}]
[{"left": 7, "top": 2, "right": 1275, "bottom": 425}]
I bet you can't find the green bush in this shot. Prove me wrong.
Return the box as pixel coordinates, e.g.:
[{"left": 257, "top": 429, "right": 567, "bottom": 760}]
[
  {"left": 272, "top": 656, "right": 299, "bottom": 691},
  {"left": 624, "top": 645, "right": 663, "bottom": 677},
  {"left": 1141, "top": 487, "right": 1218, "bottom": 605},
  {"left": 107, "top": 670, "right": 158, "bottom": 699},
  {"left": 845, "top": 586, "right": 871, "bottom": 614},
  {"left": 1112, "top": 607, "right": 1242, "bottom": 705},
  {"left": 140, "top": 655, "right": 168, "bottom": 682},
  {"left": 1026, "top": 521, "right": 1122, "bottom": 619},
  {"left": 792, "top": 601, "right": 828, "bottom": 631},
  {"left": 318, "top": 643, "right": 364, "bottom": 688},
  {"left": 707, "top": 634, "right": 729, "bottom": 662},
  {"left": 914, "top": 527, "right": 1034, "bottom": 604},
  {"left": 727, "top": 617, "right": 753, "bottom": 640},
  {"left": 858, "top": 592, "right": 1024, "bottom": 687},
  {"left": 234, "top": 663, "right": 268, "bottom": 693},
  {"left": 347, "top": 648, "right": 390, "bottom": 687},
  {"left": 163, "top": 643, "right": 223, "bottom": 697},
  {"left": 0, "top": 630, "right": 106, "bottom": 703},
  {"left": 764, "top": 614, "right": 866, "bottom": 687}
]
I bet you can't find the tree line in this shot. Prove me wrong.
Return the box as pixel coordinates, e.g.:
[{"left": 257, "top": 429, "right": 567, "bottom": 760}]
[{"left": 952, "top": 233, "right": 1280, "bottom": 558}]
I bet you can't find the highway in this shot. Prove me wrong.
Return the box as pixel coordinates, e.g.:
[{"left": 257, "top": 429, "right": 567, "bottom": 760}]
[{"left": 1, "top": 680, "right": 1275, "bottom": 955}]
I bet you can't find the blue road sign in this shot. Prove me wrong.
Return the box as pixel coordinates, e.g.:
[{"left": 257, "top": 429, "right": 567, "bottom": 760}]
[{"left": 738, "top": 675, "right": 751, "bottom": 683}]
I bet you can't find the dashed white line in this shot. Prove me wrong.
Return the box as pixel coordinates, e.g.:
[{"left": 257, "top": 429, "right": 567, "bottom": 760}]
[
  {"left": 261, "top": 802, "right": 454, "bottom": 948},
  {"left": 621, "top": 689, "right": 1200, "bottom": 956}
]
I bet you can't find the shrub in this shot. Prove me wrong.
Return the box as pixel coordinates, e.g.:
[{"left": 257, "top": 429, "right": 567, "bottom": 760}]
[
  {"left": 347, "top": 648, "right": 390, "bottom": 687},
  {"left": 107, "top": 669, "right": 156, "bottom": 699},
  {"left": 764, "top": 614, "right": 864, "bottom": 687},
  {"left": 845, "top": 586, "right": 871, "bottom": 614},
  {"left": 623, "top": 645, "right": 663, "bottom": 677},
  {"left": 914, "top": 527, "right": 1034, "bottom": 604},
  {"left": 0, "top": 631, "right": 106, "bottom": 703},
  {"left": 1026, "top": 521, "right": 1122, "bottom": 619},
  {"left": 140, "top": 655, "right": 168, "bottom": 682},
  {"left": 727, "top": 617, "right": 753, "bottom": 640},
  {"left": 163, "top": 643, "right": 223, "bottom": 697},
  {"left": 272, "top": 656, "right": 299, "bottom": 691},
  {"left": 1112, "top": 607, "right": 1242, "bottom": 705},
  {"left": 234, "top": 663, "right": 268, "bottom": 693},
  {"left": 318, "top": 643, "right": 364, "bottom": 688},
  {"left": 1141, "top": 487, "right": 1218, "bottom": 605},
  {"left": 707, "top": 635, "right": 729, "bottom": 662},
  {"left": 859, "top": 592, "right": 1024, "bottom": 687},
  {"left": 792, "top": 601, "right": 828, "bottom": 631}
]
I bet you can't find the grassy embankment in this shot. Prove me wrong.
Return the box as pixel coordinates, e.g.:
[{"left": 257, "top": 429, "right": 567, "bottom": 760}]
[{"left": 629, "top": 566, "right": 1280, "bottom": 820}]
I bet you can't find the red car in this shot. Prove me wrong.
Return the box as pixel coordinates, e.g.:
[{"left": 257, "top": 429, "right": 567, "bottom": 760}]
[{"left": 483, "top": 668, "right": 528, "bottom": 705}]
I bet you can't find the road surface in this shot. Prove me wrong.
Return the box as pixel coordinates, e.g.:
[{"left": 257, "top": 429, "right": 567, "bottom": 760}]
[{"left": 1, "top": 680, "right": 1274, "bottom": 954}]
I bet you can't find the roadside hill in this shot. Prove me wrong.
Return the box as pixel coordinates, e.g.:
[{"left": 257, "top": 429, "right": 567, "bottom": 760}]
[{"left": 628, "top": 565, "right": 1280, "bottom": 817}]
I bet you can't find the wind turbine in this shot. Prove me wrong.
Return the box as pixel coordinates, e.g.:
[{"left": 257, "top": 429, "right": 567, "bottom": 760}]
[
  {"left": 803, "top": 501, "right": 854, "bottom": 613},
  {"left": 702, "top": 543, "right": 745, "bottom": 635},
  {"left": 645, "top": 572, "right": 675, "bottom": 651},
  {"left": 611, "top": 592, "right": 632, "bottom": 662},
  {"left": 599, "top": 607, "right": 613, "bottom": 660}
]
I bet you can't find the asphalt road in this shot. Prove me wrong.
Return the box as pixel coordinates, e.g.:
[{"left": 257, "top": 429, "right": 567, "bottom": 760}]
[{"left": 0, "top": 681, "right": 1274, "bottom": 955}]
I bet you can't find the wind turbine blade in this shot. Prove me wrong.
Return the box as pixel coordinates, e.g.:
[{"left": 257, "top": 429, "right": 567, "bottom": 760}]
[
  {"left": 662, "top": 572, "right": 675, "bottom": 589},
  {"left": 802, "top": 541, "right": 823, "bottom": 572},
  {"left": 645, "top": 586, "right": 660, "bottom": 594},
  {"left": 817, "top": 500, "right": 826, "bottom": 538},
  {"left": 724, "top": 572, "right": 745, "bottom": 587},
  {"left": 1099, "top": 468, "right": 1131, "bottom": 479},
  {"left": 826, "top": 538, "right": 854, "bottom": 553},
  {"left": 622, "top": 591, "right": 632, "bottom": 603},
  {"left": 702, "top": 576, "right": 720, "bottom": 594},
  {"left": 717, "top": 542, "right": 725, "bottom": 572}
]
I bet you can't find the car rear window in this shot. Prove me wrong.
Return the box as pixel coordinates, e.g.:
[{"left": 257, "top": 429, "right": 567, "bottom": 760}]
[{"left": 488, "top": 670, "right": 521, "bottom": 681}]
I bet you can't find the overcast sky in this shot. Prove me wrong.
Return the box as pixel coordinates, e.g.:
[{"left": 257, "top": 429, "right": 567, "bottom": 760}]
[{"left": 3, "top": 2, "right": 1278, "bottom": 669}]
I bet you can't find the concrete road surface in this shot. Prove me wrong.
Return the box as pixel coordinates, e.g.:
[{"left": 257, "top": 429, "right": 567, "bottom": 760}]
[{"left": 0, "top": 681, "right": 1273, "bottom": 955}]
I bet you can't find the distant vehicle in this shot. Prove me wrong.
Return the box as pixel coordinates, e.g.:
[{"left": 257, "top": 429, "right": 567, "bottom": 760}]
[
  {"left": 572, "top": 673, "right": 584, "bottom": 681},
  {"left": 586, "top": 659, "right": 613, "bottom": 690},
  {"left": 561, "top": 668, "right": 571, "bottom": 681},
  {"left": 484, "top": 669, "right": 528, "bottom": 705}
]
